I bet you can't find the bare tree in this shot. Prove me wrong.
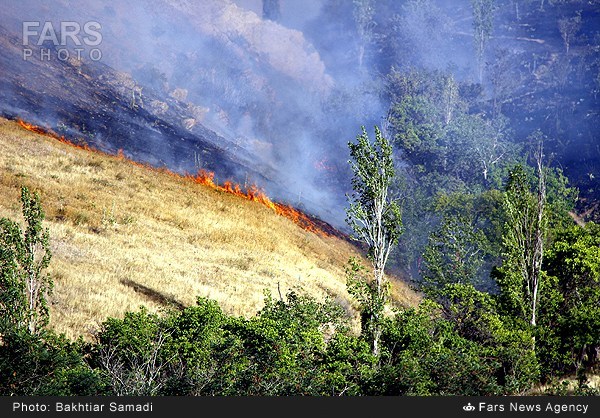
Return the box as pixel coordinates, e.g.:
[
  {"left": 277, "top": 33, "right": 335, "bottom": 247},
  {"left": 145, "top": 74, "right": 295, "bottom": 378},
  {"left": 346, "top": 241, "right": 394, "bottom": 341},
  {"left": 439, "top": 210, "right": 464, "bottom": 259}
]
[
  {"left": 98, "top": 328, "right": 173, "bottom": 396},
  {"left": 353, "top": 0, "right": 376, "bottom": 70},
  {"left": 558, "top": 12, "right": 582, "bottom": 56}
]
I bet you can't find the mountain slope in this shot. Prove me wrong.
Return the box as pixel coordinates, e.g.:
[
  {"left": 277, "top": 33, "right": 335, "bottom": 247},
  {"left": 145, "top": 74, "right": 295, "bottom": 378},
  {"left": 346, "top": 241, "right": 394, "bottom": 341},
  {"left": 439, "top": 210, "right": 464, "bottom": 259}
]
[
  {"left": 0, "top": 0, "right": 352, "bottom": 228},
  {"left": 0, "top": 117, "right": 420, "bottom": 340}
]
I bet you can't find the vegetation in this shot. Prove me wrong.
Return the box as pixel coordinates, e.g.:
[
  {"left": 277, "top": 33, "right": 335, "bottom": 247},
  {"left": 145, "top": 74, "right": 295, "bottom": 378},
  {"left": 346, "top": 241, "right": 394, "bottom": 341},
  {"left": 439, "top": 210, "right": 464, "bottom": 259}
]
[
  {"left": 345, "top": 125, "right": 403, "bottom": 355},
  {"left": 1, "top": 0, "right": 599, "bottom": 397},
  {"left": 1, "top": 117, "right": 598, "bottom": 396},
  {"left": 1, "top": 186, "right": 52, "bottom": 334},
  {"left": 0, "top": 118, "right": 420, "bottom": 340}
]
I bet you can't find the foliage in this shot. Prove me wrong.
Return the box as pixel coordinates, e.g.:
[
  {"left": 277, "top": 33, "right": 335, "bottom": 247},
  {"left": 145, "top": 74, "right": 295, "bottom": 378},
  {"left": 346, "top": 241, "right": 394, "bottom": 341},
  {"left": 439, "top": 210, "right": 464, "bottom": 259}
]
[
  {"left": 226, "top": 291, "right": 349, "bottom": 395},
  {"left": 539, "top": 223, "right": 600, "bottom": 378},
  {"left": 494, "top": 162, "right": 547, "bottom": 326},
  {"left": 0, "top": 328, "right": 95, "bottom": 395},
  {"left": 345, "top": 256, "right": 390, "bottom": 350},
  {"left": 385, "top": 69, "right": 518, "bottom": 190},
  {"left": 384, "top": 68, "right": 519, "bottom": 282},
  {"left": 160, "top": 297, "right": 244, "bottom": 395},
  {"left": 421, "top": 213, "right": 488, "bottom": 291},
  {"left": 369, "top": 284, "right": 539, "bottom": 395},
  {"left": 346, "top": 125, "right": 403, "bottom": 356},
  {"left": 471, "top": 0, "right": 496, "bottom": 82},
  {"left": 346, "top": 125, "right": 404, "bottom": 263},
  {"left": 0, "top": 186, "right": 52, "bottom": 334},
  {"left": 91, "top": 307, "right": 172, "bottom": 396}
]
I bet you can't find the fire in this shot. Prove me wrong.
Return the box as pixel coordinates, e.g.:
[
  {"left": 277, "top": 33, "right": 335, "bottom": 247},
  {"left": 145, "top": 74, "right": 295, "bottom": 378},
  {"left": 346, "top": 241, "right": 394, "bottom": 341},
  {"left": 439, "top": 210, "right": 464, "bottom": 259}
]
[
  {"left": 186, "top": 169, "right": 328, "bottom": 236},
  {"left": 16, "top": 118, "right": 331, "bottom": 237},
  {"left": 18, "top": 119, "right": 95, "bottom": 153},
  {"left": 17, "top": 119, "right": 46, "bottom": 135}
]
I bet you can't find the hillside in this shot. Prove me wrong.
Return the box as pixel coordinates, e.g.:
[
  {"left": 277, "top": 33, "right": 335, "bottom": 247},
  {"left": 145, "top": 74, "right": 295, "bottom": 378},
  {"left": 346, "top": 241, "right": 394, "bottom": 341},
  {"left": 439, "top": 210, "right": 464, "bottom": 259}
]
[{"left": 0, "top": 117, "right": 420, "bottom": 341}]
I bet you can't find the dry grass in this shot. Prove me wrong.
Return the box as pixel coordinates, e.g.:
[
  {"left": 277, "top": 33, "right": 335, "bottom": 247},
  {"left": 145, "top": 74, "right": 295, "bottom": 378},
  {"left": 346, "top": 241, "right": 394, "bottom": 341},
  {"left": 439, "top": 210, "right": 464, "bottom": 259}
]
[
  {"left": 0, "top": 117, "right": 421, "bottom": 341},
  {"left": 526, "top": 374, "right": 600, "bottom": 395}
]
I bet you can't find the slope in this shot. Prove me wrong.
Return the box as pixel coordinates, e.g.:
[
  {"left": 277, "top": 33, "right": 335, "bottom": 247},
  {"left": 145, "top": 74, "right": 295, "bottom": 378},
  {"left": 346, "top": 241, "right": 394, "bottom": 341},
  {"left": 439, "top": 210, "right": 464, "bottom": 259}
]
[{"left": 0, "top": 117, "right": 421, "bottom": 341}]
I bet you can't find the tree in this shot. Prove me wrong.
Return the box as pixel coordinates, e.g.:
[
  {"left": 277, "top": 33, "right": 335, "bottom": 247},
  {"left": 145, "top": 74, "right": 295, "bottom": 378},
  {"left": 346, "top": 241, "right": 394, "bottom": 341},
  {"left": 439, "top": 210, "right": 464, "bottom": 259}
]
[
  {"left": 422, "top": 213, "right": 487, "bottom": 291},
  {"left": 471, "top": 0, "right": 495, "bottom": 83},
  {"left": 353, "top": 0, "right": 376, "bottom": 70},
  {"left": 558, "top": 12, "right": 582, "bottom": 56},
  {"left": 0, "top": 186, "right": 52, "bottom": 334},
  {"left": 543, "top": 223, "right": 600, "bottom": 375},
  {"left": 95, "top": 309, "right": 172, "bottom": 396},
  {"left": 495, "top": 138, "right": 547, "bottom": 330},
  {"left": 346, "top": 125, "right": 403, "bottom": 356}
]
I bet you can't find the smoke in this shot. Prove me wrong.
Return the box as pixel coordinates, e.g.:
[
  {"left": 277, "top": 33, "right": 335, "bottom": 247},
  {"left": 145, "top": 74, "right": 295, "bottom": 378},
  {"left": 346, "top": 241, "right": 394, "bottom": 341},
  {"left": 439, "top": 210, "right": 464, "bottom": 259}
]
[
  {"left": 2, "top": 0, "right": 597, "bottom": 229},
  {"left": 1, "top": 0, "right": 384, "bottom": 229}
]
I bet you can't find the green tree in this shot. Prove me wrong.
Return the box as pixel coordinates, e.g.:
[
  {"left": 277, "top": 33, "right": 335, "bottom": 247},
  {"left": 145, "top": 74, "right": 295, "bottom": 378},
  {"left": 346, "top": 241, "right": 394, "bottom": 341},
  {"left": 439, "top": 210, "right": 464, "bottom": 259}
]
[
  {"left": 422, "top": 213, "right": 487, "bottom": 291},
  {"left": 371, "top": 287, "right": 539, "bottom": 396},
  {"left": 0, "top": 186, "right": 52, "bottom": 334},
  {"left": 542, "top": 223, "right": 600, "bottom": 375},
  {"left": 93, "top": 308, "right": 173, "bottom": 396},
  {"left": 421, "top": 190, "right": 505, "bottom": 293},
  {"left": 346, "top": 125, "right": 403, "bottom": 356},
  {"left": 496, "top": 155, "right": 547, "bottom": 329},
  {"left": 0, "top": 328, "right": 95, "bottom": 395},
  {"left": 0, "top": 189, "right": 97, "bottom": 396},
  {"left": 229, "top": 291, "right": 349, "bottom": 395}
]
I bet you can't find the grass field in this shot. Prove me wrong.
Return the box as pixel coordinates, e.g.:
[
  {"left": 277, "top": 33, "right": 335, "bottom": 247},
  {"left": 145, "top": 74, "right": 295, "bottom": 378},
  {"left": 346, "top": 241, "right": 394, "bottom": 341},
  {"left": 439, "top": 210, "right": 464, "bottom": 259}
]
[{"left": 0, "top": 117, "right": 421, "bottom": 340}]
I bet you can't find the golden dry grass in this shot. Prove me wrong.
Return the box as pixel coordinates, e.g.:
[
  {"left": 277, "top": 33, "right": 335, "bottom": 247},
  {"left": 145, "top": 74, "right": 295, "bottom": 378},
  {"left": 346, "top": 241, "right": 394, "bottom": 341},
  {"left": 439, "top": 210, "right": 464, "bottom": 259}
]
[
  {"left": 0, "top": 117, "right": 421, "bottom": 341},
  {"left": 526, "top": 374, "right": 600, "bottom": 395}
]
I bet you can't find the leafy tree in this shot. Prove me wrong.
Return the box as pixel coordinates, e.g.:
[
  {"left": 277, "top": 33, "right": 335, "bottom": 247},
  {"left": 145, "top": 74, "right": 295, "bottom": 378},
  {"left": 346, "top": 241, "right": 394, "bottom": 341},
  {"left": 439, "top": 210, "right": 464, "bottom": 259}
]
[
  {"left": 384, "top": 72, "right": 483, "bottom": 279},
  {"left": 542, "top": 223, "right": 600, "bottom": 376},
  {"left": 421, "top": 191, "right": 506, "bottom": 293},
  {"left": 319, "top": 332, "right": 375, "bottom": 395},
  {"left": 385, "top": 68, "right": 518, "bottom": 193},
  {"left": 0, "top": 186, "right": 52, "bottom": 334},
  {"left": 92, "top": 308, "right": 173, "bottom": 396},
  {"left": 495, "top": 140, "right": 547, "bottom": 329},
  {"left": 371, "top": 287, "right": 539, "bottom": 396},
  {"left": 421, "top": 213, "right": 488, "bottom": 291},
  {"left": 346, "top": 125, "right": 403, "bottom": 356},
  {"left": 228, "top": 291, "right": 349, "bottom": 395},
  {"left": 0, "top": 189, "right": 98, "bottom": 396},
  {"left": 0, "top": 328, "right": 93, "bottom": 395},
  {"left": 160, "top": 297, "right": 245, "bottom": 396}
]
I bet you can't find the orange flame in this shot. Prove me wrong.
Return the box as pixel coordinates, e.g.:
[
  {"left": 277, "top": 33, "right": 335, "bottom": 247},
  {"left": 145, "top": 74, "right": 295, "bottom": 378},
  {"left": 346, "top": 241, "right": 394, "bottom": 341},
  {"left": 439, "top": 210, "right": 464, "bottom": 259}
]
[{"left": 16, "top": 118, "right": 331, "bottom": 237}]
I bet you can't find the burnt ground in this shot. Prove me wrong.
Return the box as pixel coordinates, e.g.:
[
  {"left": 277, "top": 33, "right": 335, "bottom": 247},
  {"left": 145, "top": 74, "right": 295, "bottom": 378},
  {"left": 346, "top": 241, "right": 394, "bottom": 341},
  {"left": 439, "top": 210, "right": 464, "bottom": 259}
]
[{"left": 0, "top": 25, "right": 267, "bottom": 183}]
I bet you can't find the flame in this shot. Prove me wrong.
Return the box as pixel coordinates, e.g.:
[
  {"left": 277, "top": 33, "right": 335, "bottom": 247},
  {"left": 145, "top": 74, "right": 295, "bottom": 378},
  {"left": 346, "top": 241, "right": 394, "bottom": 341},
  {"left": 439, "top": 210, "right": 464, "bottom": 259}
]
[
  {"left": 17, "top": 119, "right": 46, "bottom": 135},
  {"left": 186, "top": 169, "right": 327, "bottom": 236},
  {"left": 16, "top": 118, "right": 331, "bottom": 237},
  {"left": 18, "top": 119, "right": 95, "bottom": 153}
]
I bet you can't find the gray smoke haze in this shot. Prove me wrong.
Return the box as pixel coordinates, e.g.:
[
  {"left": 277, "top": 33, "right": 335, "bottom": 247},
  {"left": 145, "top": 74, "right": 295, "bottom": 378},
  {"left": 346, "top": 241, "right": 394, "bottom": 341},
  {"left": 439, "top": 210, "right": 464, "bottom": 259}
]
[
  {"left": 2, "top": 0, "right": 379, "bottom": 228},
  {"left": 2, "top": 0, "right": 596, "bottom": 229}
]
